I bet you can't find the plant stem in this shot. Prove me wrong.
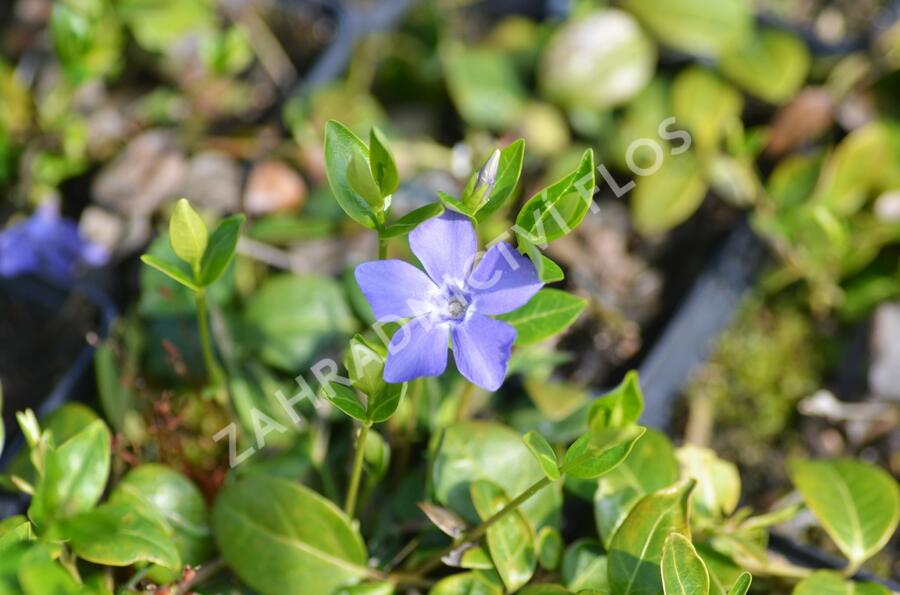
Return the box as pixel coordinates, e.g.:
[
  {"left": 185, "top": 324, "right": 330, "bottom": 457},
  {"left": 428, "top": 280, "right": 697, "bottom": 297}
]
[
  {"left": 411, "top": 475, "right": 554, "bottom": 577},
  {"left": 195, "top": 291, "right": 222, "bottom": 386},
  {"left": 378, "top": 236, "right": 388, "bottom": 260},
  {"left": 455, "top": 382, "right": 477, "bottom": 422},
  {"left": 344, "top": 422, "right": 371, "bottom": 517}
]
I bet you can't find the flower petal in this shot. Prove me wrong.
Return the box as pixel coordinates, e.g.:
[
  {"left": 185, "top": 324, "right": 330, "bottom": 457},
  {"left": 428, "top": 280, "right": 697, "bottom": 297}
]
[
  {"left": 384, "top": 318, "right": 450, "bottom": 383},
  {"left": 409, "top": 210, "right": 477, "bottom": 285},
  {"left": 468, "top": 242, "right": 543, "bottom": 315},
  {"left": 355, "top": 259, "right": 438, "bottom": 320},
  {"left": 451, "top": 314, "right": 516, "bottom": 391}
]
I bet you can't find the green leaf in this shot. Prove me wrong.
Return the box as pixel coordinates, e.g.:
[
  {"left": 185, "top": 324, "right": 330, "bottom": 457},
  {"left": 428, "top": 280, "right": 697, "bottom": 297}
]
[
  {"left": 94, "top": 341, "right": 135, "bottom": 433},
  {"left": 0, "top": 516, "right": 32, "bottom": 552},
  {"left": 608, "top": 480, "right": 696, "bottom": 595},
  {"left": 562, "top": 539, "right": 609, "bottom": 592},
  {"left": 59, "top": 502, "right": 181, "bottom": 570},
  {"left": 324, "top": 120, "right": 378, "bottom": 229},
  {"left": 498, "top": 289, "right": 587, "bottom": 345},
  {"left": 475, "top": 139, "right": 525, "bottom": 221},
  {"left": 661, "top": 534, "right": 710, "bottom": 595},
  {"left": 560, "top": 425, "right": 646, "bottom": 480},
  {"left": 519, "top": 585, "right": 572, "bottom": 595},
  {"left": 321, "top": 384, "right": 369, "bottom": 422},
  {"left": 726, "top": 572, "right": 752, "bottom": 595},
  {"left": 594, "top": 429, "right": 680, "bottom": 549},
  {"left": 470, "top": 480, "right": 537, "bottom": 592},
  {"left": 169, "top": 198, "right": 208, "bottom": 270},
  {"left": 348, "top": 151, "right": 385, "bottom": 210},
  {"left": 788, "top": 458, "right": 900, "bottom": 568},
  {"left": 16, "top": 544, "right": 82, "bottom": 595},
  {"left": 672, "top": 68, "right": 742, "bottom": 151},
  {"left": 432, "top": 422, "right": 563, "bottom": 529},
  {"left": 632, "top": 150, "right": 707, "bottom": 235},
  {"left": 430, "top": 571, "right": 504, "bottom": 595},
  {"left": 523, "top": 431, "right": 560, "bottom": 481},
  {"left": 791, "top": 571, "right": 889, "bottom": 595},
  {"left": 622, "top": 0, "right": 752, "bottom": 57},
  {"left": 140, "top": 254, "right": 200, "bottom": 291},
  {"left": 539, "top": 255, "right": 565, "bottom": 283},
  {"left": 719, "top": 28, "right": 810, "bottom": 104},
  {"left": 198, "top": 214, "right": 244, "bottom": 287},
  {"left": 442, "top": 43, "right": 527, "bottom": 130},
  {"left": 335, "top": 582, "right": 396, "bottom": 595},
  {"left": 29, "top": 419, "right": 111, "bottom": 527},
  {"left": 369, "top": 127, "right": 399, "bottom": 198},
  {"left": 245, "top": 274, "right": 357, "bottom": 371},
  {"left": 676, "top": 446, "right": 741, "bottom": 519},
  {"left": 109, "top": 464, "right": 212, "bottom": 568},
  {"left": 381, "top": 203, "right": 444, "bottom": 238},
  {"left": 516, "top": 149, "right": 595, "bottom": 245},
  {"left": 539, "top": 9, "right": 656, "bottom": 111},
  {"left": 344, "top": 335, "right": 405, "bottom": 423},
  {"left": 117, "top": 0, "right": 215, "bottom": 53},
  {"left": 212, "top": 475, "right": 369, "bottom": 595},
  {"left": 438, "top": 191, "right": 476, "bottom": 218},
  {"left": 537, "top": 526, "right": 563, "bottom": 571},
  {"left": 51, "top": 0, "right": 123, "bottom": 84},
  {"left": 589, "top": 371, "right": 644, "bottom": 430}
]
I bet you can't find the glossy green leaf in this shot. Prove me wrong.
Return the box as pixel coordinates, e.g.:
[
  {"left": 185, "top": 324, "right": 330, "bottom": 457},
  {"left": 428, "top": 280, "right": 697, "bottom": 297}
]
[
  {"left": 322, "top": 384, "right": 369, "bottom": 423},
  {"left": 335, "top": 582, "right": 396, "bottom": 595},
  {"left": 324, "top": 120, "right": 378, "bottom": 229},
  {"left": 29, "top": 419, "right": 111, "bottom": 527},
  {"left": 608, "top": 480, "right": 696, "bottom": 595},
  {"left": 539, "top": 255, "right": 565, "bottom": 283},
  {"left": 140, "top": 254, "right": 199, "bottom": 291},
  {"left": 93, "top": 341, "right": 135, "bottom": 433},
  {"left": 661, "top": 533, "right": 710, "bottom": 595},
  {"left": 51, "top": 0, "right": 123, "bottom": 84},
  {"left": 109, "top": 464, "right": 212, "bottom": 568},
  {"left": 0, "top": 516, "right": 32, "bottom": 552},
  {"left": 516, "top": 149, "right": 595, "bottom": 245},
  {"left": 676, "top": 446, "right": 741, "bottom": 519},
  {"left": 791, "top": 571, "right": 888, "bottom": 595},
  {"left": 169, "top": 198, "right": 207, "bottom": 269},
  {"left": 562, "top": 539, "right": 609, "bottom": 592},
  {"left": 432, "top": 422, "right": 563, "bottom": 529},
  {"left": 381, "top": 203, "right": 444, "bottom": 238},
  {"left": 470, "top": 480, "right": 537, "bottom": 592},
  {"left": 61, "top": 502, "right": 181, "bottom": 569},
  {"left": 212, "top": 475, "right": 369, "bottom": 595},
  {"left": 344, "top": 334, "right": 405, "bottom": 423},
  {"left": 539, "top": 9, "right": 656, "bottom": 111},
  {"left": 726, "top": 572, "right": 752, "bottom": 595},
  {"left": 622, "top": 0, "right": 752, "bottom": 57},
  {"left": 369, "top": 127, "right": 399, "bottom": 198},
  {"left": 719, "top": 28, "right": 810, "bottom": 104},
  {"left": 498, "top": 289, "right": 587, "bottom": 345},
  {"left": 348, "top": 151, "right": 385, "bottom": 209},
  {"left": 523, "top": 431, "right": 560, "bottom": 481},
  {"left": 560, "top": 425, "right": 645, "bottom": 480},
  {"left": 245, "top": 274, "right": 357, "bottom": 371},
  {"left": 594, "top": 429, "right": 680, "bottom": 548},
  {"left": 474, "top": 139, "right": 525, "bottom": 221},
  {"left": 438, "top": 191, "right": 476, "bottom": 218},
  {"left": 198, "top": 214, "right": 244, "bottom": 287},
  {"left": 537, "top": 526, "right": 563, "bottom": 571},
  {"left": 519, "top": 586, "right": 572, "bottom": 595},
  {"left": 789, "top": 458, "right": 900, "bottom": 567},
  {"left": 589, "top": 371, "right": 644, "bottom": 431},
  {"left": 672, "top": 68, "right": 742, "bottom": 151},
  {"left": 632, "top": 151, "right": 707, "bottom": 235}
]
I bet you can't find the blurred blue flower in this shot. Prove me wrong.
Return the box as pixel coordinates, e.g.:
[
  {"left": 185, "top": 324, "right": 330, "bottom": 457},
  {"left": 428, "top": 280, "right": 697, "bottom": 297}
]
[
  {"left": 355, "top": 211, "right": 542, "bottom": 390},
  {"left": 0, "top": 203, "right": 108, "bottom": 282}
]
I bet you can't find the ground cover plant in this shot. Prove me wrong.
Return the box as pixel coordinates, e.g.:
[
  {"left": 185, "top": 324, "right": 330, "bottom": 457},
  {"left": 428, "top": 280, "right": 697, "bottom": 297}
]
[{"left": 1, "top": 0, "right": 900, "bottom": 593}]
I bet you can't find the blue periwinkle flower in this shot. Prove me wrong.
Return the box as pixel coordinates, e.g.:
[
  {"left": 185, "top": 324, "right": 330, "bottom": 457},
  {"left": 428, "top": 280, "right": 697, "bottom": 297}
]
[
  {"left": 0, "top": 203, "right": 108, "bottom": 282},
  {"left": 355, "top": 211, "right": 543, "bottom": 390}
]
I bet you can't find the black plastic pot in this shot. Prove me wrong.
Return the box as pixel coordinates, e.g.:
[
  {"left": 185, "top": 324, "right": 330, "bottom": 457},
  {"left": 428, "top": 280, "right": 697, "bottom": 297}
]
[{"left": 0, "top": 275, "right": 117, "bottom": 517}]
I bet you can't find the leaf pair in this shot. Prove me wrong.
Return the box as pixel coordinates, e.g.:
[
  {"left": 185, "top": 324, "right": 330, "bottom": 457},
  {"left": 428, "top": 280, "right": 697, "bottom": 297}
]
[
  {"left": 141, "top": 198, "right": 245, "bottom": 292},
  {"left": 322, "top": 335, "right": 405, "bottom": 424},
  {"left": 439, "top": 139, "right": 525, "bottom": 222}
]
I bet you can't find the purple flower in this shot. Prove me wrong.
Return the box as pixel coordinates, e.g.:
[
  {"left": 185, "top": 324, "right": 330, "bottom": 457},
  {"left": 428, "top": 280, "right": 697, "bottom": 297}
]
[
  {"left": 355, "top": 211, "right": 543, "bottom": 391},
  {"left": 0, "top": 203, "right": 108, "bottom": 282}
]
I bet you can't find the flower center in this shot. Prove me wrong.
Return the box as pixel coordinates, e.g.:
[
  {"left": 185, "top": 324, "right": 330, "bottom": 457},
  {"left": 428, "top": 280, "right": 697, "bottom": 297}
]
[{"left": 446, "top": 297, "right": 467, "bottom": 319}]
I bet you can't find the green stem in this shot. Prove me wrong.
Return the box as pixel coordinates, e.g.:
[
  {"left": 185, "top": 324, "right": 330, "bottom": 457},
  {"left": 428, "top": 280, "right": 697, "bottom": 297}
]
[
  {"left": 344, "top": 422, "right": 371, "bottom": 517},
  {"left": 195, "top": 291, "right": 222, "bottom": 385},
  {"left": 411, "top": 475, "right": 554, "bottom": 577},
  {"left": 455, "top": 382, "right": 477, "bottom": 422},
  {"left": 378, "top": 236, "right": 388, "bottom": 260}
]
